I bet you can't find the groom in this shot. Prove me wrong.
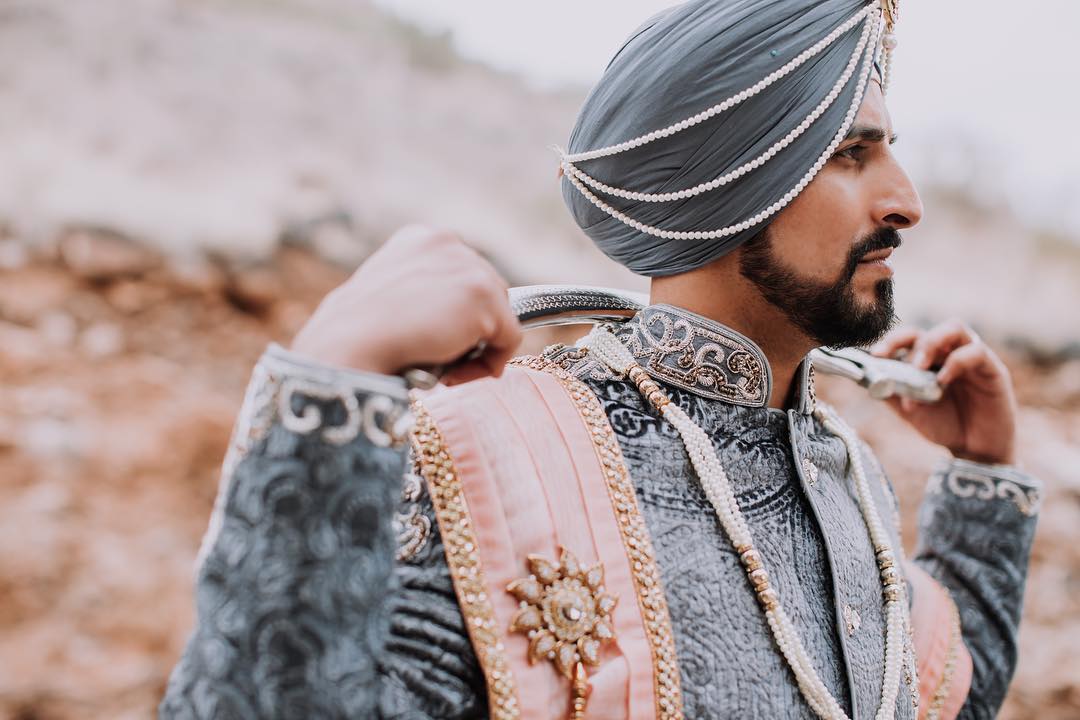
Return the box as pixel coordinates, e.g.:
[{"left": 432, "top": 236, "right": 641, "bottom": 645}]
[{"left": 162, "top": 2, "right": 1039, "bottom": 718}]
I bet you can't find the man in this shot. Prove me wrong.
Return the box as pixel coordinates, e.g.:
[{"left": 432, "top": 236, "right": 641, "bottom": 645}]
[{"left": 161, "top": 1, "right": 1040, "bottom": 718}]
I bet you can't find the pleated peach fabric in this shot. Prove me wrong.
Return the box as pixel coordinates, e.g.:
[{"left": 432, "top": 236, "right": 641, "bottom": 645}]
[{"left": 420, "top": 365, "right": 660, "bottom": 719}]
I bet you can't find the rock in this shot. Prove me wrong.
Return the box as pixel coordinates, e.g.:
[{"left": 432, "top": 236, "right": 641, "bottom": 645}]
[
  {"left": 58, "top": 227, "right": 162, "bottom": 281},
  {"left": 1046, "top": 362, "right": 1080, "bottom": 407},
  {"left": 105, "top": 280, "right": 169, "bottom": 314},
  {"left": 310, "top": 220, "right": 373, "bottom": 269},
  {"left": 18, "top": 417, "right": 87, "bottom": 458},
  {"left": 0, "top": 239, "right": 29, "bottom": 270},
  {"left": 169, "top": 254, "right": 228, "bottom": 296},
  {"left": 269, "top": 300, "right": 313, "bottom": 337},
  {"left": 36, "top": 311, "right": 78, "bottom": 349},
  {"left": 79, "top": 323, "right": 125, "bottom": 359},
  {"left": 0, "top": 320, "right": 50, "bottom": 371},
  {"left": 0, "top": 266, "right": 77, "bottom": 324},
  {"left": 280, "top": 211, "right": 379, "bottom": 271},
  {"left": 0, "top": 417, "right": 13, "bottom": 451},
  {"left": 224, "top": 264, "right": 282, "bottom": 314}
]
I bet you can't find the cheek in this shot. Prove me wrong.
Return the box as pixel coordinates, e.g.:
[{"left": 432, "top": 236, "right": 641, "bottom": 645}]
[{"left": 768, "top": 173, "right": 862, "bottom": 280}]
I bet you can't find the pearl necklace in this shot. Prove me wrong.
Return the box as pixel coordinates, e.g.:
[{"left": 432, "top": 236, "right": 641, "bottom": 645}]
[
  {"left": 559, "top": 4, "right": 888, "bottom": 242},
  {"left": 583, "top": 327, "right": 907, "bottom": 720}
]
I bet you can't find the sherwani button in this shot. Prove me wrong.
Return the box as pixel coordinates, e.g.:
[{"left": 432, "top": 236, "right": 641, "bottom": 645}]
[{"left": 843, "top": 604, "right": 861, "bottom": 636}]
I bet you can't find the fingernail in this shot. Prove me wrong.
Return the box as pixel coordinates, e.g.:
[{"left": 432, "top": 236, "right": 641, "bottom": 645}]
[{"left": 912, "top": 351, "right": 925, "bottom": 367}]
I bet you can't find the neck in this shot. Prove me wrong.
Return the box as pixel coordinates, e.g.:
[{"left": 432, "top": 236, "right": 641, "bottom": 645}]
[{"left": 650, "top": 262, "right": 816, "bottom": 410}]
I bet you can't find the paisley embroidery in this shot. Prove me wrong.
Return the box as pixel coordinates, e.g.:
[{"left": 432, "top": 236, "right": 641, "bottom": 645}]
[
  {"left": 616, "top": 305, "right": 771, "bottom": 407},
  {"left": 928, "top": 466, "right": 1042, "bottom": 517}
]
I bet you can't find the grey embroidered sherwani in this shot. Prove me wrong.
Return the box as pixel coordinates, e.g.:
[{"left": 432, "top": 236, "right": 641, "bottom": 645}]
[{"left": 161, "top": 305, "right": 1041, "bottom": 719}]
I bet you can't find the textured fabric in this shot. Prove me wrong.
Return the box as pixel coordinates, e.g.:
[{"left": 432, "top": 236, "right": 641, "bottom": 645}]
[
  {"left": 159, "top": 352, "right": 488, "bottom": 719},
  {"left": 561, "top": 0, "right": 877, "bottom": 276},
  {"left": 416, "top": 367, "right": 662, "bottom": 718},
  {"left": 161, "top": 307, "right": 1040, "bottom": 719},
  {"left": 551, "top": 343, "right": 912, "bottom": 719}
]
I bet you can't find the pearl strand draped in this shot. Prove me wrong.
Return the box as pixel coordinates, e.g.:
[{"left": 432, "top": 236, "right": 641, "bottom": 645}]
[
  {"left": 583, "top": 326, "right": 907, "bottom": 720},
  {"left": 562, "top": 5, "right": 876, "bottom": 164},
  {"left": 879, "top": 34, "right": 896, "bottom": 93},
  {"left": 559, "top": 5, "right": 888, "bottom": 242},
  {"left": 817, "top": 410, "right": 907, "bottom": 720},
  {"left": 562, "top": 10, "right": 875, "bottom": 204}
]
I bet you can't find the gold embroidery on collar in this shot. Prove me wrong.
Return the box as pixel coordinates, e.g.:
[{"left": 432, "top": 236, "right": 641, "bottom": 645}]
[
  {"left": 409, "top": 400, "right": 520, "bottom": 719},
  {"left": 511, "top": 355, "right": 685, "bottom": 720},
  {"left": 620, "top": 305, "right": 770, "bottom": 407}
]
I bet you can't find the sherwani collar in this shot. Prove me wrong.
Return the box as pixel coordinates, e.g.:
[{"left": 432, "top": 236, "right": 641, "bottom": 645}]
[{"left": 614, "top": 303, "right": 816, "bottom": 414}]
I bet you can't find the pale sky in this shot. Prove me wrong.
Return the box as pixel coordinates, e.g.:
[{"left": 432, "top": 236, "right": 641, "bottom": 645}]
[{"left": 374, "top": 0, "right": 1080, "bottom": 238}]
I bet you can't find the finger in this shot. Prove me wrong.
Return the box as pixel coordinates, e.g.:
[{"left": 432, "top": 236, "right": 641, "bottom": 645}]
[
  {"left": 882, "top": 395, "right": 906, "bottom": 415},
  {"left": 882, "top": 394, "right": 926, "bottom": 417},
  {"left": 477, "top": 254, "right": 510, "bottom": 294},
  {"left": 936, "top": 341, "right": 1003, "bottom": 388},
  {"left": 871, "top": 326, "right": 921, "bottom": 358},
  {"left": 385, "top": 223, "right": 440, "bottom": 255},
  {"left": 472, "top": 267, "right": 521, "bottom": 354},
  {"left": 480, "top": 300, "right": 523, "bottom": 375},
  {"left": 911, "top": 321, "right": 979, "bottom": 370},
  {"left": 480, "top": 347, "right": 514, "bottom": 378},
  {"left": 442, "top": 360, "right": 493, "bottom": 386}
]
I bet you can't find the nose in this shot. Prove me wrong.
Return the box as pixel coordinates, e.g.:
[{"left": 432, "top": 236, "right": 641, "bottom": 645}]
[{"left": 875, "top": 156, "right": 923, "bottom": 230}]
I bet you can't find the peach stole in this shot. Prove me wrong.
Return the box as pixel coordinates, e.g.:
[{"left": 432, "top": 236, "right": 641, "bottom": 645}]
[
  {"left": 420, "top": 365, "right": 659, "bottom": 719},
  {"left": 907, "top": 562, "right": 974, "bottom": 720}
]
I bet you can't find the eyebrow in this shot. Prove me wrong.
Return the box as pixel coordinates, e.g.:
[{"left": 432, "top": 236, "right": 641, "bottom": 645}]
[{"left": 843, "top": 125, "right": 898, "bottom": 144}]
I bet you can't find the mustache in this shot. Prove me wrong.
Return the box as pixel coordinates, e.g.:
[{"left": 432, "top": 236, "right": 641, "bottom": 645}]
[{"left": 841, "top": 227, "right": 903, "bottom": 280}]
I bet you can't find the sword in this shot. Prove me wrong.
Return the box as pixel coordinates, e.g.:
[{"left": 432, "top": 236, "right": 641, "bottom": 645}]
[{"left": 412, "top": 284, "right": 942, "bottom": 403}]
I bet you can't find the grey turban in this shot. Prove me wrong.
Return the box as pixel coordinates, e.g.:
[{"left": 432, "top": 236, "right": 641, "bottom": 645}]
[{"left": 561, "top": 0, "right": 879, "bottom": 277}]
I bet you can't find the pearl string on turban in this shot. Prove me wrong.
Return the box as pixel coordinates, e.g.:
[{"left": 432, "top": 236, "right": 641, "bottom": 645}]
[{"left": 560, "top": 0, "right": 899, "bottom": 277}]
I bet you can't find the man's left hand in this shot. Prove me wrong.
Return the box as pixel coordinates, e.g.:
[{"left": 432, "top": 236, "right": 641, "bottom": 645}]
[{"left": 871, "top": 321, "right": 1018, "bottom": 465}]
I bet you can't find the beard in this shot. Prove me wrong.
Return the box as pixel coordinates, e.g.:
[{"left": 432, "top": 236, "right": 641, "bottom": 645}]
[{"left": 738, "top": 226, "right": 903, "bottom": 349}]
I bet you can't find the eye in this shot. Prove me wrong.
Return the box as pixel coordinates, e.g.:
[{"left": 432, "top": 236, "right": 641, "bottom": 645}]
[{"left": 834, "top": 144, "right": 868, "bottom": 162}]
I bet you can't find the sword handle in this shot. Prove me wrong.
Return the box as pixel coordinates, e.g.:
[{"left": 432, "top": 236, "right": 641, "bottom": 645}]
[
  {"left": 409, "top": 284, "right": 943, "bottom": 403},
  {"left": 507, "top": 285, "right": 942, "bottom": 403}
]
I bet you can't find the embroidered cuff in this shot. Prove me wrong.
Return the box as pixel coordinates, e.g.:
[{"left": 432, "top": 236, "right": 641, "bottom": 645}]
[
  {"left": 925, "top": 457, "right": 1042, "bottom": 518},
  {"left": 195, "top": 343, "right": 410, "bottom": 569},
  {"left": 264, "top": 343, "right": 409, "bottom": 401}
]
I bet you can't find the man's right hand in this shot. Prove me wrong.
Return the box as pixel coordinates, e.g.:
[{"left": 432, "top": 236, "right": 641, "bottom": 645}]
[{"left": 290, "top": 225, "right": 523, "bottom": 386}]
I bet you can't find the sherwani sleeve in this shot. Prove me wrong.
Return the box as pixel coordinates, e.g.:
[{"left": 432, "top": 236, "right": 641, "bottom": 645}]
[
  {"left": 159, "top": 344, "right": 487, "bottom": 719},
  {"left": 912, "top": 458, "right": 1042, "bottom": 719}
]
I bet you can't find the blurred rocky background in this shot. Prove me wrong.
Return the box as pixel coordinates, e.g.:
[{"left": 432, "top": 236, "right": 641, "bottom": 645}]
[{"left": 0, "top": 1, "right": 1077, "bottom": 718}]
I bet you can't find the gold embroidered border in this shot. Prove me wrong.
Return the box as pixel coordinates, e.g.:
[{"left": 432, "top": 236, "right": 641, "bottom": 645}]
[
  {"left": 925, "top": 598, "right": 963, "bottom": 720},
  {"left": 409, "top": 399, "right": 520, "bottom": 720},
  {"left": 514, "top": 355, "right": 685, "bottom": 720}
]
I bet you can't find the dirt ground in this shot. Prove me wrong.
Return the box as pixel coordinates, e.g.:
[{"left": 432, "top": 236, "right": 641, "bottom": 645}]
[{"left": 1, "top": 240, "right": 1077, "bottom": 719}]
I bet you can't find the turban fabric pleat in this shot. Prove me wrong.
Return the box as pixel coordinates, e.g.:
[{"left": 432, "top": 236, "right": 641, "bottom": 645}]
[{"left": 561, "top": 0, "right": 876, "bottom": 277}]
